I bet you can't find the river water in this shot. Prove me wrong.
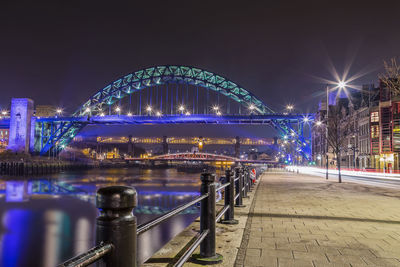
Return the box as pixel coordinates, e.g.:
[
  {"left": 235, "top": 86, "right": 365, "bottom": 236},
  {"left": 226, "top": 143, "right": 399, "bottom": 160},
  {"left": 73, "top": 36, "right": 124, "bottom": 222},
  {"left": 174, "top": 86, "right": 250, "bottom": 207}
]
[{"left": 0, "top": 167, "right": 213, "bottom": 267}]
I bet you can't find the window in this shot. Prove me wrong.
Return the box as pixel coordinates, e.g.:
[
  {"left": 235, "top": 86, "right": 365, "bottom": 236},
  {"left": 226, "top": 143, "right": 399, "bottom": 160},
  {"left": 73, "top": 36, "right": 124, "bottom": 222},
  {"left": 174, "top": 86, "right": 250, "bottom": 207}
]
[
  {"left": 371, "top": 125, "right": 379, "bottom": 138},
  {"left": 371, "top": 112, "right": 379, "bottom": 122}
]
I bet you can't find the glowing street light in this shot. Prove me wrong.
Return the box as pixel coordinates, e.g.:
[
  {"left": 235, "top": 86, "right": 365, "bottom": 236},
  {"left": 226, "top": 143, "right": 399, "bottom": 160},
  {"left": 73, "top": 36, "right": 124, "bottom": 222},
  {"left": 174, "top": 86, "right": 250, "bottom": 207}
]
[
  {"left": 338, "top": 81, "right": 347, "bottom": 89},
  {"left": 286, "top": 104, "right": 294, "bottom": 111},
  {"left": 146, "top": 106, "right": 152, "bottom": 113},
  {"left": 100, "top": 112, "right": 105, "bottom": 117},
  {"left": 156, "top": 111, "right": 162, "bottom": 116},
  {"left": 56, "top": 108, "right": 63, "bottom": 115},
  {"left": 85, "top": 107, "right": 91, "bottom": 114},
  {"left": 212, "top": 105, "right": 219, "bottom": 111},
  {"left": 216, "top": 111, "right": 221, "bottom": 116},
  {"left": 127, "top": 112, "right": 132, "bottom": 116},
  {"left": 178, "top": 105, "right": 185, "bottom": 113},
  {"left": 315, "top": 121, "right": 322, "bottom": 126},
  {"left": 303, "top": 117, "right": 309, "bottom": 122},
  {"left": 249, "top": 104, "right": 255, "bottom": 110},
  {"left": 185, "top": 111, "right": 191, "bottom": 116}
]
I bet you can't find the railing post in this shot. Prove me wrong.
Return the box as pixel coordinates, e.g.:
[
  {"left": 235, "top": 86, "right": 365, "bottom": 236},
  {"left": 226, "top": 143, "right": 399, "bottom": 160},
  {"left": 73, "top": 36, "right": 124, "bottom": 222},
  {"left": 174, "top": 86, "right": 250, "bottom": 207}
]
[
  {"left": 193, "top": 172, "right": 223, "bottom": 264},
  {"left": 246, "top": 168, "right": 253, "bottom": 191},
  {"left": 222, "top": 169, "right": 238, "bottom": 224},
  {"left": 96, "top": 186, "right": 137, "bottom": 267},
  {"left": 234, "top": 167, "right": 245, "bottom": 207},
  {"left": 241, "top": 168, "right": 248, "bottom": 198}
]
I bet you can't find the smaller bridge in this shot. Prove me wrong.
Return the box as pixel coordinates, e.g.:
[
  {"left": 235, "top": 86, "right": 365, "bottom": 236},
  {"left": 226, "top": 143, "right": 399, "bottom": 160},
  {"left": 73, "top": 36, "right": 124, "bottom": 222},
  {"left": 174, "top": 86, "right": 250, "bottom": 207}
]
[{"left": 125, "top": 152, "right": 274, "bottom": 164}]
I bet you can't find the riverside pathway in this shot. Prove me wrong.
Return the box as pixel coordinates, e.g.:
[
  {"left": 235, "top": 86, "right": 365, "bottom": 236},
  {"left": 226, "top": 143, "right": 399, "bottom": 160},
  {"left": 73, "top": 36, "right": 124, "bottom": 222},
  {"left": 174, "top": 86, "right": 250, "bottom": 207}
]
[{"left": 235, "top": 171, "right": 400, "bottom": 267}]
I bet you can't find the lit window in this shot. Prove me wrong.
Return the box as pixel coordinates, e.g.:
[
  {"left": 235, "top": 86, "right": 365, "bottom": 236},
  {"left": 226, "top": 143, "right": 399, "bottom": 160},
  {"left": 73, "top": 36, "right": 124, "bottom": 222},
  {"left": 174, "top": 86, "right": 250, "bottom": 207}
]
[
  {"left": 371, "top": 112, "right": 379, "bottom": 122},
  {"left": 371, "top": 125, "right": 379, "bottom": 138}
]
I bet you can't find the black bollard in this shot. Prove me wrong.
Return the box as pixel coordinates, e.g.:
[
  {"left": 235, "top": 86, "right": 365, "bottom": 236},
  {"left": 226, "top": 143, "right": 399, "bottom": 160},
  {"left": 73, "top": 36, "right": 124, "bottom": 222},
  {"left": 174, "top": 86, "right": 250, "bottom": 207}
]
[
  {"left": 222, "top": 169, "right": 238, "bottom": 224},
  {"left": 241, "top": 168, "right": 248, "bottom": 198},
  {"left": 234, "top": 167, "right": 245, "bottom": 207},
  {"left": 96, "top": 186, "right": 137, "bottom": 267},
  {"left": 193, "top": 172, "right": 223, "bottom": 264}
]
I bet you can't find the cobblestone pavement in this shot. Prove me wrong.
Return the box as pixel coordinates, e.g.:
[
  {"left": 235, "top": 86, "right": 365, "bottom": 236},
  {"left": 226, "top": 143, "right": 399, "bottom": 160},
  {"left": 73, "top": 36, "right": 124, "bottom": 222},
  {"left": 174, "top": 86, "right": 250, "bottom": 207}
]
[{"left": 236, "top": 171, "right": 400, "bottom": 267}]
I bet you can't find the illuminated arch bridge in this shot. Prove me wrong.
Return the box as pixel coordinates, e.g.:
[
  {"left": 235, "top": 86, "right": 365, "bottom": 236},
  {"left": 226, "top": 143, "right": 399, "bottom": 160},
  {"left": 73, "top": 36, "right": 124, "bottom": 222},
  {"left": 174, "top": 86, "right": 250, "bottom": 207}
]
[{"left": 31, "top": 65, "right": 313, "bottom": 159}]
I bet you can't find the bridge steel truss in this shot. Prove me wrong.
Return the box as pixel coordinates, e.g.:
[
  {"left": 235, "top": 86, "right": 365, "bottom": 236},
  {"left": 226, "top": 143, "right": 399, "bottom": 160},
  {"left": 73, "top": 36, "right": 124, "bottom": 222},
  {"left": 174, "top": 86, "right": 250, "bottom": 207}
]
[{"left": 32, "top": 65, "right": 313, "bottom": 160}]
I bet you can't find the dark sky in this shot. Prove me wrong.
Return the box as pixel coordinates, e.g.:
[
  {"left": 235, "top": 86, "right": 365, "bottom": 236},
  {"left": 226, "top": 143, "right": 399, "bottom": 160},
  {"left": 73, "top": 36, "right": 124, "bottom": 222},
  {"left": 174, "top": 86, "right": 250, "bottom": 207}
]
[{"left": 1, "top": 1, "right": 400, "bottom": 114}]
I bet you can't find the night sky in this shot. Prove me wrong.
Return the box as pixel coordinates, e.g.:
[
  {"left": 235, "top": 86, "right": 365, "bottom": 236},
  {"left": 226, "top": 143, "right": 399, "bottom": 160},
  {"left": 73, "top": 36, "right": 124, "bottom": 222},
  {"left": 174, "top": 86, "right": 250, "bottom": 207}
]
[{"left": 1, "top": 1, "right": 400, "bottom": 115}]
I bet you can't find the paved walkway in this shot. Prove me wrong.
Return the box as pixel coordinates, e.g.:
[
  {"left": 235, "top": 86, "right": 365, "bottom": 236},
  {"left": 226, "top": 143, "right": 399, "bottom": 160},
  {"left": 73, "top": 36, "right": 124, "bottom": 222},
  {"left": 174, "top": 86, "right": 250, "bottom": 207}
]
[{"left": 236, "top": 171, "right": 400, "bottom": 267}]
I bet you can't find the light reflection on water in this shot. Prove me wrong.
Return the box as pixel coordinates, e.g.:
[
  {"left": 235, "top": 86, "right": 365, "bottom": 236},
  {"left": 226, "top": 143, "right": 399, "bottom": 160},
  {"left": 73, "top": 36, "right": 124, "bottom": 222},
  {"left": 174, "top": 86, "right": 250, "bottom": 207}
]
[{"left": 0, "top": 168, "right": 206, "bottom": 267}]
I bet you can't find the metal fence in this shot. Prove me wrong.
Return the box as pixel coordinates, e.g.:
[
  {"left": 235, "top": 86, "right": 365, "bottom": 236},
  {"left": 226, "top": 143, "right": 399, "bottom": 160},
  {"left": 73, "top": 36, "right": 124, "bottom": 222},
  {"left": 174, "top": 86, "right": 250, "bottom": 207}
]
[{"left": 58, "top": 165, "right": 264, "bottom": 267}]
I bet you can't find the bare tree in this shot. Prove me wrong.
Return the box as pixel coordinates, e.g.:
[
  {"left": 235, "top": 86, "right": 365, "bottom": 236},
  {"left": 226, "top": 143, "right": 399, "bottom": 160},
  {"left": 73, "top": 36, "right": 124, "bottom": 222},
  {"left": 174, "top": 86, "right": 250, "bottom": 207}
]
[
  {"left": 379, "top": 57, "right": 400, "bottom": 95},
  {"left": 326, "top": 105, "right": 353, "bottom": 183}
]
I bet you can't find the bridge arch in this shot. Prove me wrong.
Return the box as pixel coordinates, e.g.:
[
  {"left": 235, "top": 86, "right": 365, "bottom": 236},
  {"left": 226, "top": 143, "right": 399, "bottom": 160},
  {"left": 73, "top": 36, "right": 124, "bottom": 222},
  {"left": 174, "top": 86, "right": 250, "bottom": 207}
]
[
  {"left": 33, "top": 65, "right": 312, "bottom": 161},
  {"left": 74, "top": 65, "right": 275, "bottom": 116}
]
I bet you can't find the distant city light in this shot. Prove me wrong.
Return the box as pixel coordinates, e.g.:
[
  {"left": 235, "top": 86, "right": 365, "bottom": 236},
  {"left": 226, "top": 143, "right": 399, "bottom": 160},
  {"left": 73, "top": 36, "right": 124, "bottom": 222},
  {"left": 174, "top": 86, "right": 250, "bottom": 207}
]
[
  {"left": 127, "top": 112, "right": 132, "bottom": 116},
  {"left": 56, "top": 108, "right": 62, "bottom": 114},
  {"left": 85, "top": 107, "right": 90, "bottom": 113},
  {"left": 146, "top": 106, "right": 152, "bottom": 112},
  {"left": 216, "top": 111, "right": 221, "bottom": 116},
  {"left": 115, "top": 107, "right": 121, "bottom": 112},
  {"left": 291, "top": 132, "right": 295, "bottom": 137},
  {"left": 213, "top": 106, "right": 219, "bottom": 111},
  {"left": 315, "top": 121, "right": 322, "bottom": 126},
  {"left": 156, "top": 111, "right": 162, "bottom": 116},
  {"left": 179, "top": 105, "right": 185, "bottom": 112},
  {"left": 100, "top": 113, "right": 105, "bottom": 117},
  {"left": 249, "top": 104, "right": 255, "bottom": 110},
  {"left": 185, "top": 111, "right": 191, "bottom": 116},
  {"left": 286, "top": 105, "right": 294, "bottom": 111},
  {"left": 303, "top": 117, "right": 309, "bottom": 122},
  {"left": 283, "top": 135, "right": 288, "bottom": 139}
]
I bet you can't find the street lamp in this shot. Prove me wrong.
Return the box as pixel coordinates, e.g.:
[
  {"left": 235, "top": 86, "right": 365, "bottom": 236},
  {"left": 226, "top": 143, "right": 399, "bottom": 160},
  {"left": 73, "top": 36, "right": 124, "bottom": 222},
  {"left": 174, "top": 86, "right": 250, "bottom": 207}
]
[
  {"left": 178, "top": 105, "right": 185, "bottom": 114},
  {"left": 146, "top": 106, "right": 152, "bottom": 114},
  {"left": 325, "top": 80, "right": 348, "bottom": 180},
  {"left": 286, "top": 104, "right": 294, "bottom": 113},
  {"left": 115, "top": 106, "right": 121, "bottom": 115},
  {"left": 56, "top": 108, "right": 63, "bottom": 116}
]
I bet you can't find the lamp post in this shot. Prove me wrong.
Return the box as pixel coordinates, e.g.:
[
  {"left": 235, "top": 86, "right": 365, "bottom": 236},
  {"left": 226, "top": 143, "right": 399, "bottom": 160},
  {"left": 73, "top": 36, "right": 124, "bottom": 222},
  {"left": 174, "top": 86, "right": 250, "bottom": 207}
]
[
  {"left": 325, "top": 84, "right": 329, "bottom": 180},
  {"left": 325, "top": 81, "right": 347, "bottom": 180}
]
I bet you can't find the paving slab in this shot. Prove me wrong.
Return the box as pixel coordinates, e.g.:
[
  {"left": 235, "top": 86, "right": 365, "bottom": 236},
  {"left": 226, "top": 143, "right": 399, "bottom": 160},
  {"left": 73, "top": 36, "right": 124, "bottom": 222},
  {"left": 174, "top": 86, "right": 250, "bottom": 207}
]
[{"left": 235, "top": 171, "right": 400, "bottom": 267}]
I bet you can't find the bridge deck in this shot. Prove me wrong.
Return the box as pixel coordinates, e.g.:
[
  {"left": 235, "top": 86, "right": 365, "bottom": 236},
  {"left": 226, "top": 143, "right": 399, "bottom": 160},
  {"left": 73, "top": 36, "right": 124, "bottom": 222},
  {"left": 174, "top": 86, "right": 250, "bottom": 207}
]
[{"left": 33, "top": 114, "right": 313, "bottom": 125}]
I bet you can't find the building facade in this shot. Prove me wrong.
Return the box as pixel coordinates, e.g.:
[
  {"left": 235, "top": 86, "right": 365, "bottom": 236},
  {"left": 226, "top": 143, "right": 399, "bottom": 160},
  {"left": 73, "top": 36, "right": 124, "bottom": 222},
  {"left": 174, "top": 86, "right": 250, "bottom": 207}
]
[{"left": 312, "top": 84, "right": 379, "bottom": 170}]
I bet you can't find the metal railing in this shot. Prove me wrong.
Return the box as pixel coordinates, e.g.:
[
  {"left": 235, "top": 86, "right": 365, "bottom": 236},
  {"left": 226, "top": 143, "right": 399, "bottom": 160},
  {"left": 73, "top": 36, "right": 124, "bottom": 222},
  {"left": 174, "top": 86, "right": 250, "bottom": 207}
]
[{"left": 58, "top": 165, "right": 263, "bottom": 267}]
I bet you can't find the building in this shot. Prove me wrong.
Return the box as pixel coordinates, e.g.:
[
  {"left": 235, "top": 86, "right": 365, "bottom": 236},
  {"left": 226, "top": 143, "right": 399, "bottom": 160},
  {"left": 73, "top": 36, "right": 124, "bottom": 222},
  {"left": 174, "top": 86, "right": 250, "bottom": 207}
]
[
  {"left": 0, "top": 128, "right": 9, "bottom": 151},
  {"left": 311, "top": 84, "right": 379, "bottom": 170},
  {"left": 35, "top": 105, "right": 57, "bottom": 117}
]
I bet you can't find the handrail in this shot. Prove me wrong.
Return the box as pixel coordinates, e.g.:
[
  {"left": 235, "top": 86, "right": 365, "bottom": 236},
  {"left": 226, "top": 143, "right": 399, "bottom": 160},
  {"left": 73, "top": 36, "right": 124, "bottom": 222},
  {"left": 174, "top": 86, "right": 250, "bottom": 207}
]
[
  {"left": 216, "top": 205, "right": 230, "bottom": 222},
  {"left": 173, "top": 230, "right": 209, "bottom": 267},
  {"left": 57, "top": 166, "right": 264, "bottom": 267},
  {"left": 57, "top": 243, "right": 113, "bottom": 267},
  {"left": 216, "top": 182, "right": 230, "bottom": 192},
  {"left": 137, "top": 193, "right": 209, "bottom": 235}
]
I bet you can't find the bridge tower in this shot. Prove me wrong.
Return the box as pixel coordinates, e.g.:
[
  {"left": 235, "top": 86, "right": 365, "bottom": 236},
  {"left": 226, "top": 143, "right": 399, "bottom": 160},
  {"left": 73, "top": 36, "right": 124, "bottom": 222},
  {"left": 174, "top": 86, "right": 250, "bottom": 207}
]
[
  {"left": 8, "top": 98, "right": 35, "bottom": 153},
  {"left": 234, "top": 136, "right": 240, "bottom": 158},
  {"left": 162, "top": 135, "right": 168, "bottom": 154},
  {"left": 128, "top": 135, "right": 134, "bottom": 156}
]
